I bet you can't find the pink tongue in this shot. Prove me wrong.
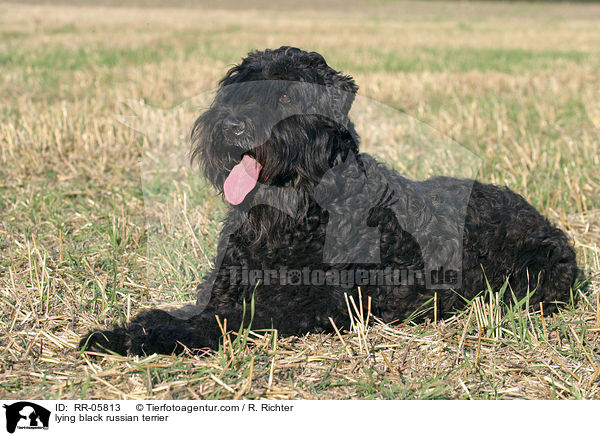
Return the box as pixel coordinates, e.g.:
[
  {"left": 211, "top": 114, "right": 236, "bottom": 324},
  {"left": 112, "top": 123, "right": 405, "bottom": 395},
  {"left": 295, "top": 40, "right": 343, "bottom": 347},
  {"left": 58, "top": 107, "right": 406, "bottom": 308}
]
[{"left": 224, "top": 155, "right": 262, "bottom": 205}]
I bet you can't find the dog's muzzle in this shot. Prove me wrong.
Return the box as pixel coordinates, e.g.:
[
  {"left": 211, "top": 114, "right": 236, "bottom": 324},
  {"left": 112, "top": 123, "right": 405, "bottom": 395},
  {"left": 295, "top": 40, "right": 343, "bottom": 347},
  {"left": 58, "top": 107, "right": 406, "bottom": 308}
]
[{"left": 222, "top": 117, "right": 246, "bottom": 138}]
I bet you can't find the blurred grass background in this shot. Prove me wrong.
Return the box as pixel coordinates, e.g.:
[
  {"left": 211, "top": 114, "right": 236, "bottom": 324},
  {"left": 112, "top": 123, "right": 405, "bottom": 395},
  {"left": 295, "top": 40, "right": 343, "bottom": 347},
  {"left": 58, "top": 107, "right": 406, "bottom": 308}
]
[{"left": 0, "top": 0, "right": 599, "bottom": 399}]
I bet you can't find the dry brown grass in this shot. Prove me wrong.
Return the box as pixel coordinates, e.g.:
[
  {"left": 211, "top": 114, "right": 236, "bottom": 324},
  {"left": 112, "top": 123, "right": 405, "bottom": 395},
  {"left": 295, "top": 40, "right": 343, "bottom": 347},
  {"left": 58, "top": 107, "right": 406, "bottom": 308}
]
[{"left": 1, "top": 0, "right": 599, "bottom": 399}]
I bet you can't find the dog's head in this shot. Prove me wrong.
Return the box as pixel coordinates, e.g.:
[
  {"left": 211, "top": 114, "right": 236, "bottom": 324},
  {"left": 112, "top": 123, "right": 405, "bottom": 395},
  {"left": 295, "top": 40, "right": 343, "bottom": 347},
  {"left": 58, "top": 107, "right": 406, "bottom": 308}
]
[{"left": 191, "top": 46, "right": 359, "bottom": 205}]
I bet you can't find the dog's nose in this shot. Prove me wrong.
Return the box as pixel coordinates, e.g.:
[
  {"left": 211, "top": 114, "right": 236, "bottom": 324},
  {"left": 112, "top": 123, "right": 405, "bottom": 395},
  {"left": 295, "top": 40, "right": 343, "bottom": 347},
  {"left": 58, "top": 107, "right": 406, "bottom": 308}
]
[{"left": 222, "top": 117, "right": 246, "bottom": 136}]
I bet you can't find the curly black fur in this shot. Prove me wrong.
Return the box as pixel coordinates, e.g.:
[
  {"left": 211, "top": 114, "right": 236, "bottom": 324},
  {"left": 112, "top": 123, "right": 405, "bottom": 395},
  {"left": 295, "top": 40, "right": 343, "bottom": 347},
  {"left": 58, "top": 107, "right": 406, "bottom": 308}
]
[{"left": 81, "top": 46, "right": 579, "bottom": 356}]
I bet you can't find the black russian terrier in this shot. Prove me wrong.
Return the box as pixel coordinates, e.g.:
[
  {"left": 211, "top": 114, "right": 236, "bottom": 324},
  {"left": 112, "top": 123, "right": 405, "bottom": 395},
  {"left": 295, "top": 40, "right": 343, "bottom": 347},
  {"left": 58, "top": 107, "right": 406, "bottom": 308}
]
[{"left": 81, "top": 46, "right": 578, "bottom": 355}]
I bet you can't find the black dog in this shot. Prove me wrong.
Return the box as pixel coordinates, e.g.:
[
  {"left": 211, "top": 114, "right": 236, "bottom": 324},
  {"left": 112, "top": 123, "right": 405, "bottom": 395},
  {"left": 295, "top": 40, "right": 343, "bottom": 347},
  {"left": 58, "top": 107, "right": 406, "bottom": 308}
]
[{"left": 81, "top": 46, "right": 578, "bottom": 355}]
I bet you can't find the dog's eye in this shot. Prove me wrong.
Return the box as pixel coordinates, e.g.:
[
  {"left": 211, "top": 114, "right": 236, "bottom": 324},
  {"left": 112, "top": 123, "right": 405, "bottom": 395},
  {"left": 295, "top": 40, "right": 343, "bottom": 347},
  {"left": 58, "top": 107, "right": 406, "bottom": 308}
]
[{"left": 279, "top": 93, "right": 291, "bottom": 104}]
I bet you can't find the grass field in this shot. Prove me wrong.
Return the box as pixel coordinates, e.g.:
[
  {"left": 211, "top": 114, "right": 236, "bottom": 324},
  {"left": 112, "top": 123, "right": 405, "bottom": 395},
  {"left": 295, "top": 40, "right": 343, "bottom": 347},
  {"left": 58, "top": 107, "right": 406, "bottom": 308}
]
[{"left": 1, "top": 0, "right": 599, "bottom": 400}]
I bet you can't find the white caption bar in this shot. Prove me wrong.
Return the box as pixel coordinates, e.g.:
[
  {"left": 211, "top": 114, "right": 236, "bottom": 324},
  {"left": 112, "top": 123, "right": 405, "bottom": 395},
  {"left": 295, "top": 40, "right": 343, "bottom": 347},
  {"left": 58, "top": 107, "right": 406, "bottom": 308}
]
[{"left": 0, "top": 400, "right": 596, "bottom": 435}]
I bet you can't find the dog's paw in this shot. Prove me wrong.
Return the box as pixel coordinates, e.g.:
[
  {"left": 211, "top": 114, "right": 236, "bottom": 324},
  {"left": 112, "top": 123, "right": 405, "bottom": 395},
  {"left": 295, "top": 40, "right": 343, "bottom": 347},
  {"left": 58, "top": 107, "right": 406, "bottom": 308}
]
[
  {"left": 79, "top": 312, "right": 220, "bottom": 356},
  {"left": 79, "top": 327, "right": 137, "bottom": 356}
]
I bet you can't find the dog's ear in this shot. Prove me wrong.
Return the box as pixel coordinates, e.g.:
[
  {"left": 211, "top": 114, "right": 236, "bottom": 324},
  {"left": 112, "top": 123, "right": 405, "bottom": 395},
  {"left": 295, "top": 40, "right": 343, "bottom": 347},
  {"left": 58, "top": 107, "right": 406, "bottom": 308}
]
[
  {"left": 326, "top": 71, "right": 358, "bottom": 118},
  {"left": 306, "top": 51, "right": 359, "bottom": 116},
  {"left": 331, "top": 72, "right": 358, "bottom": 96},
  {"left": 220, "top": 50, "right": 264, "bottom": 86},
  {"left": 331, "top": 72, "right": 358, "bottom": 114},
  {"left": 307, "top": 51, "right": 358, "bottom": 92},
  {"left": 219, "top": 63, "right": 253, "bottom": 86}
]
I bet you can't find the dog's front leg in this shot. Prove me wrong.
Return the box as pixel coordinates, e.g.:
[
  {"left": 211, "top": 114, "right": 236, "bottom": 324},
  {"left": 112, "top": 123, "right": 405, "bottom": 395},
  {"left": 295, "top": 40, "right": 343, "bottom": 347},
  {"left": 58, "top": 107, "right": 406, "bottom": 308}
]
[{"left": 80, "top": 308, "right": 241, "bottom": 355}]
